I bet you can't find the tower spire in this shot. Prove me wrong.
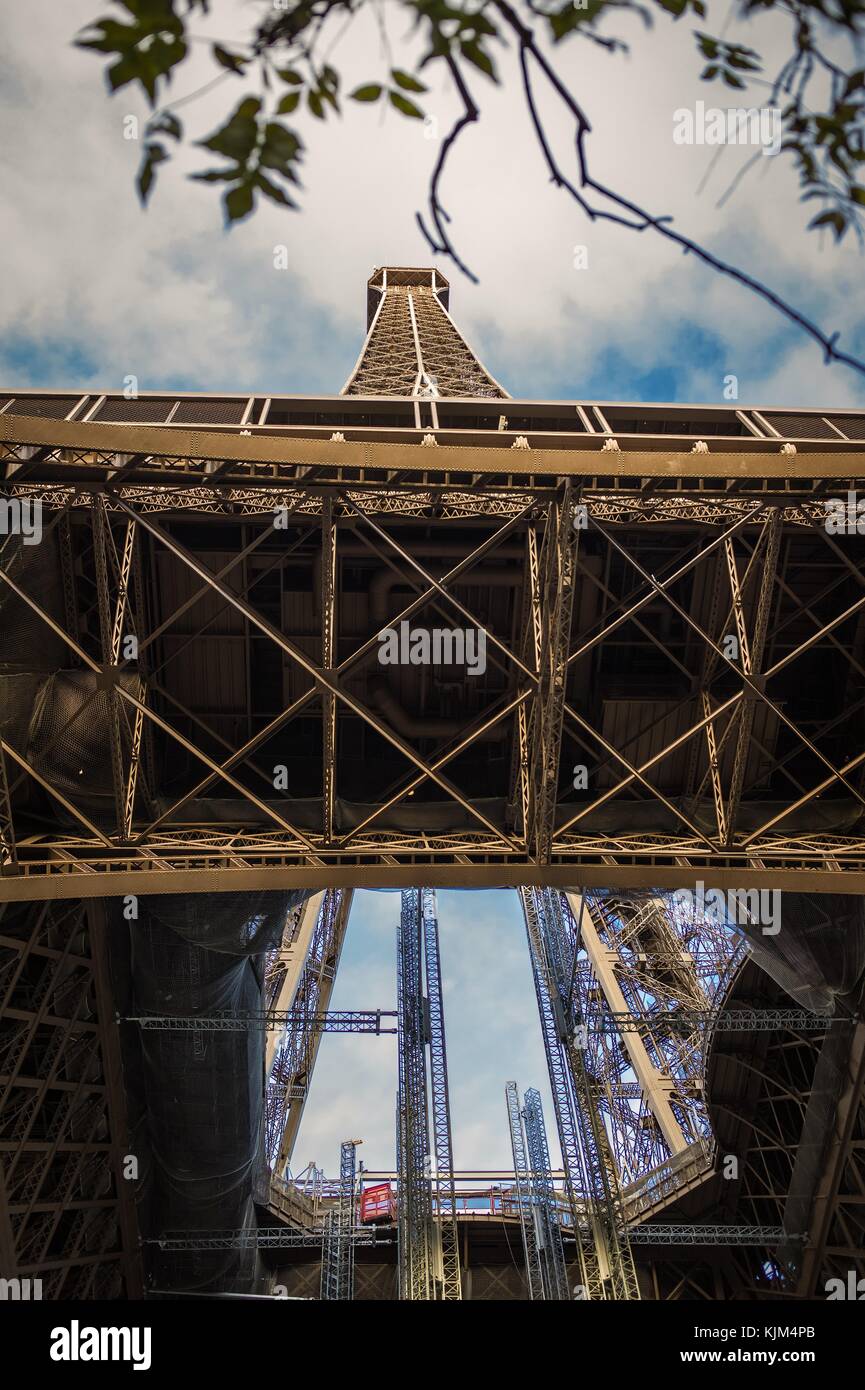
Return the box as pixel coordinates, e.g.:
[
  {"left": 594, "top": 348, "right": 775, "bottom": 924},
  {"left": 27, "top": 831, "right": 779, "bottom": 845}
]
[{"left": 341, "top": 266, "right": 509, "bottom": 398}]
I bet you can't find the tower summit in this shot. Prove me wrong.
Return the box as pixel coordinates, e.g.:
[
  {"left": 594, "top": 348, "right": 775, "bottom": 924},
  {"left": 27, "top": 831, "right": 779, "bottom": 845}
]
[{"left": 341, "top": 266, "right": 509, "bottom": 399}]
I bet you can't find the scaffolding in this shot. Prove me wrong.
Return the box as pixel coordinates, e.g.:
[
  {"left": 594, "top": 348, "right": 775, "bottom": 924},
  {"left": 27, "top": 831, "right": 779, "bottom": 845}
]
[
  {"left": 320, "top": 1140, "right": 360, "bottom": 1301},
  {"left": 506, "top": 1082, "right": 569, "bottom": 1300},
  {"left": 396, "top": 889, "right": 461, "bottom": 1299},
  {"left": 265, "top": 890, "right": 354, "bottom": 1175},
  {"left": 422, "top": 889, "right": 462, "bottom": 1300},
  {"left": 520, "top": 887, "right": 640, "bottom": 1300},
  {"left": 396, "top": 888, "right": 433, "bottom": 1300}
]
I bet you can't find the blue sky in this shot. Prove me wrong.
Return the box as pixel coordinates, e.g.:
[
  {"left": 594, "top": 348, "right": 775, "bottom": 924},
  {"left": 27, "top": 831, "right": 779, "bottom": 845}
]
[
  {"left": 2, "top": 1, "right": 865, "bottom": 407},
  {"left": 290, "top": 889, "right": 562, "bottom": 1176}
]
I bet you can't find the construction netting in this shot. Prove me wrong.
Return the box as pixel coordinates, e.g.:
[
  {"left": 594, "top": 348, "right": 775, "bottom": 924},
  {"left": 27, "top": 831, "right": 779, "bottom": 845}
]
[
  {"left": 736, "top": 892, "right": 865, "bottom": 1015},
  {"left": 106, "top": 890, "right": 311, "bottom": 1294}
]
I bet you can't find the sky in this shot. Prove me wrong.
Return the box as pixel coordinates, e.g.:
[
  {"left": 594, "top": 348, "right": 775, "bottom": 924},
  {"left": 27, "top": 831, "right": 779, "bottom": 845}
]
[
  {"left": 1, "top": 0, "right": 865, "bottom": 406},
  {"left": 289, "top": 889, "right": 560, "bottom": 1176},
  {"left": 2, "top": 1, "right": 863, "bottom": 1174}
]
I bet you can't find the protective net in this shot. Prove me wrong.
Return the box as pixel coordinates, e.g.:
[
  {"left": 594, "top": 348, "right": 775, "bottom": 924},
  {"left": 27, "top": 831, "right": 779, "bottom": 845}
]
[{"left": 107, "top": 889, "right": 311, "bottom": 1294}]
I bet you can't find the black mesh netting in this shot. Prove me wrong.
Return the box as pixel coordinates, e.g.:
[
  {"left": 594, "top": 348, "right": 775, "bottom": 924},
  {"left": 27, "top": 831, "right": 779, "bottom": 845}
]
[
  {"left": 107, "top": 890, "right": 311, "bottom": 1294},
  {"left": 736, "top": 893, "right": 865, "bottom": 1015},
  {"left": 0, "top": 530, "right": 67, "bottom": 672}
]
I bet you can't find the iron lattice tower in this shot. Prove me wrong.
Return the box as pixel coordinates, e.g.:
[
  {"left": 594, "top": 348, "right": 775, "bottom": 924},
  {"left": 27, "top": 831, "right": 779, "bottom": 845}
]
[
  {"left": 572, "top": 891, "right": 741, "bottom": 1190},
  {"left": 521, "top": 1086, "right": 570, "bottom": 1299},
  {"left": 265, "top": 890, "right": 353, "bottom": 1175},
  {"left": 396, "top": 888, "right": 433, "bottom": 1300},
  {"left": 508, "top": 1080, "right": 586, "bottom": 1301},
  {"left": 506, "top": 1080, "right": 546, "bottom": 1300},
  {"left": 421, "top": 889, "right": 462, "bottom": 1300},
  {"left": 343, "top": 267, "right": 508, "bottom": 399},
  {"left": 3, "top": 266, "right": 865, "bottom": 1300},
  {"left": 520, "top": 887, "right": 641, "bottom": 1300},
  {"left": 320, "top": 1139, "right": 360, "bottom": 1301},
  {"left": 396, "top": 888, "right": 461, "bottom": 1300}
]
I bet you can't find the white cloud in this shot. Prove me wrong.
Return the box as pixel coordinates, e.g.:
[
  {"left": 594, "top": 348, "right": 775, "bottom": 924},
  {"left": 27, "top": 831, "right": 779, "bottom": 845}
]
[
  {"left": 1, "top": 0, "right": 864, "bottom": 403},
  {"left": 292, "top": 889, "right": 562, "bottom": 1177}
]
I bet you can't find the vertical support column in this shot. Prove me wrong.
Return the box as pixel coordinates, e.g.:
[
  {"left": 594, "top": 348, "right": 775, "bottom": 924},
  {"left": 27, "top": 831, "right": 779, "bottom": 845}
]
[
  {"left": 320, "top": 1138, "right": 359, "bottom": 1301},
  {"left": 520, "top": 887, "right": 640, "bottom": 1300},
  {"left": 522, "top": 1087, "right": 570, "bottom": 1300},
  {"left": 724, "top": 513, "right": 781, "bottom": 845},
  {"left": 396, "top": 889, "right": 433, "bottom": 1300},
  {"left": 92, "top": 500, "right": 143, "bottom": 841},
  {"left": 268, "top": 890, "right": 352, "bottom": 1177},
  {"left": 421, "top": 888, "right": 461, "bottom": 1299},
  {"left": 520, "top": 888, "right": 599, "bottom": 1297},
  {"left": 566, "top": 892, "right": 691, "bottom": 1158},
  {"left": 524, "top": 484, "right": 579, "bottom": 863},
  {"left": 0, "top": 741, "right": 16, "bottom": 870},
  {"left": 505, "top": 1080, "right": 545, "bottom": 1301},
  {"left": 92, "top": 497, "right": 126, "bottom": 838},
  {"left": 321, "top": 497, "right": 336, "bottom": 845}
]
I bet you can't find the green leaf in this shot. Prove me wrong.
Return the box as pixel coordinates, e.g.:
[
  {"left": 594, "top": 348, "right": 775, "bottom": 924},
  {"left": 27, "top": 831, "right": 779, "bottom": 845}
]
[
  {"left": 808, "top": 209, "right": 847, "bottom": 240},
  {"left": 350, "top": 83, "right": 383, "bottom": 102},
  {"left": 277, "top": 91, "right": 301, "bottom": 114},
  {"left": 391, "top": 69, "right": 427, "bottom": 94},
  {"left": 388, "top": 90, "right": 424, "bottom": 118},
  {"left": 277, "top": 68, "right": 304, "bottom": 85},
  {"left": 308, "top": 90, "right": 324, "bottom": 119},
  {"left": 149, "top": 110, "right": 182, "bottom": 140},
  {"left": 197, "top": 97, "right": 262, "bottom": 159},
  {"left": 137, "top": 141, "right": 167, "bottom": 205},
  {"left": 263, "top": 122, "right": 301, "bottom": 161},
  {"left": 255, "top": 170, "right": 299, "bottom": 209},
  {"left": 190, "top": 166, "right": 240, "bottom": 182},
  {"left": 213, "top": 44, "right": 247, "bottom": 74},
  {"left": 77, "top": 6, "right": 188, "bottom": 104},
  {"left": 460, "top": 40, "right": 496, "bottom": 80},
  {"left": 224, "top": 180, "right": 255, "bottom": 224}
]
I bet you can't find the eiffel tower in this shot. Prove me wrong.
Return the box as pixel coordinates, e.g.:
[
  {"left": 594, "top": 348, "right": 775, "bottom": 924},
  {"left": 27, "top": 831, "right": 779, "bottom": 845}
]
[{"left": 1, "top": 267, "right": 864, "bottom": 1300}]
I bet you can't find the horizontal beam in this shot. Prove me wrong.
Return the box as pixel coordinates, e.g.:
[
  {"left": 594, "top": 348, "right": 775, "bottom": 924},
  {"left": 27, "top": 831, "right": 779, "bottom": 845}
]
[
  {"left": 3, "top": 413, "right": 864, "bottom": 480},
  {"left": 598, "top": 1010, "right": 833, "bottom": 1034},
  {"left": 124, "top": 1009, "right": 396, "bottom": 1033},
  {"left": 623, "top": 1225, "right": 806, "bottom": 1247},
  {"left": 4, "top": 859, "right": 865, "bottom": 899},
  {"left": 150, "top": 1227, "right": 396, "bottom": 1251}
]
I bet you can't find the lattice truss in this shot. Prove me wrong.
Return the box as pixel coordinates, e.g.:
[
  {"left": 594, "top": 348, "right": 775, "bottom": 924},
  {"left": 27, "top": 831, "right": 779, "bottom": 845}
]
[
  {"left": 0, "top": 899, "right": 138, "bottom": 1298},
  {"left": 2, "top": 260, "right": 865, "bottom": 899},
  {"left": 519, "top": 887, "right": 641, "bottom": 1300},
  {"left": 396, "top": 889, "right": 461, "bottom": 1300},
  {"left": 342, "top": 269, "right": 507, "bottom": 399},
  {"left": 506, "top": 1080, "right": 570, "bottom": 1300},
  {"left": 572, "top": 891, "right": 742, "bottom": 1187},
  {"left": 2, "top": 472, "right": 865, "bottom": 894},
  {"left": 265, "top": 890, "right": 352, "bottom": 1174},
  {"left": 320, "top": 1139, "right": 359, "bottom": 1302}
]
